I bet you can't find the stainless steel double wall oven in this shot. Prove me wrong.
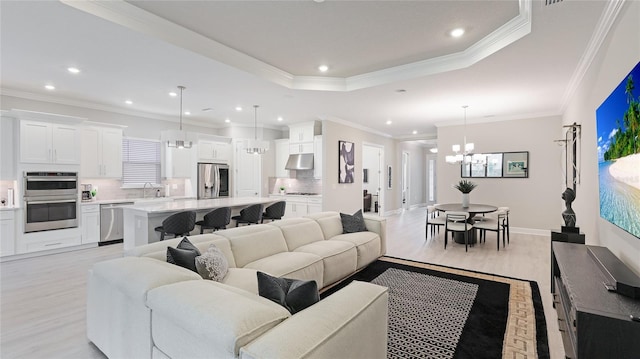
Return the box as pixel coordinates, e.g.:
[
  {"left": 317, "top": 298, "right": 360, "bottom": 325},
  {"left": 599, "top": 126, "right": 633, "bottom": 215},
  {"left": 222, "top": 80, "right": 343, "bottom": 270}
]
[{"left": 23, "top": 171, "right": 79, "bottom": 233}]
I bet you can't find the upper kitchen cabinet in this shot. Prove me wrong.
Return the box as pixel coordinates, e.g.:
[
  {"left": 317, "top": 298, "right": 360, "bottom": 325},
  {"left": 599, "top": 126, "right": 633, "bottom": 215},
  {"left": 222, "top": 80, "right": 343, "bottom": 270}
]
[
  {"left": 274, "top": 139, "right": 289, "bottom": 178},
  {"left": 289, "top": 121, "right": 320, "bottom": 144},
  {"left": 197, "top": 140, "right": 230, "bottom": 163},
  {"left": 20, "top": 120, "right": 80, "bottom": 164},
  {"left": 0, "top": 114, "right": 16, "bottom": 180},
  {"left": 163, "top": 146, "right": 194, "bottom": 179},
  {"left": 81, "top": 124, "right": 124, "bottom": 178}
]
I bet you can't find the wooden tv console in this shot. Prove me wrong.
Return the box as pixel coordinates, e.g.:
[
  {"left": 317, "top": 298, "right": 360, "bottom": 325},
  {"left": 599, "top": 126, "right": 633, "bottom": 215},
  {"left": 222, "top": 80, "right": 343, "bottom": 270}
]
[{"left": 551, "top": 242, "right": 640, "bottom": 358}]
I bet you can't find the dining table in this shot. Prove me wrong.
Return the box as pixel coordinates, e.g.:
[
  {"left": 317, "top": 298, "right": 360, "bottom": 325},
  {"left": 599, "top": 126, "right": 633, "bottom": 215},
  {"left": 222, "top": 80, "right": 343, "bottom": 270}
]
[{"left": 434, "top": 203, "right": 498, "bottom": 244}]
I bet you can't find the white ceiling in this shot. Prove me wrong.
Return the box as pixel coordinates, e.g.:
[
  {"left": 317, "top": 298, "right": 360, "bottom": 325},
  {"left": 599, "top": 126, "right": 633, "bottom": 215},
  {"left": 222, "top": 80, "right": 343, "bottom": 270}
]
[{"left": 0, "top": 0, "right": 611, "bottom": 139}]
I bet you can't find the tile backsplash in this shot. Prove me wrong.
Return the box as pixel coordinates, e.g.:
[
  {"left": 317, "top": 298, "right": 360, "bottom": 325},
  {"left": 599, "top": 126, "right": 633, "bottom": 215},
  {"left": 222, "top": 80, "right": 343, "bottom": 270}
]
[
  {"left": 269, "top": 170, "right": 322, "bottom": 194},
  {"left": 79, "top": 178, "right": 188, "bottom": 200}
]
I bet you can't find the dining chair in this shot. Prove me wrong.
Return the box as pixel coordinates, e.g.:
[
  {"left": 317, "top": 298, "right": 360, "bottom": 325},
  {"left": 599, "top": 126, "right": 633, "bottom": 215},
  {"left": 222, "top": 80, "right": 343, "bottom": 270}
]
[
  {"left": 426, "top": 205, "right": 445, "bottom": 239},
  {"left": 232, "top": 203, "right": 264, "bottom": 227},
  {"left": 154, "top": 211, "right": 196, "bottom": 241},
  {"left": 195, "top": 207, "right": 231, "bottom": 234},
  {"left": 261, "top": 201, "right": 286, "bottom": 223},
  {"left": 473, "top": 210, "right": 507, "bottom": 250},
  {"left": 444, "top": 211, "right": 471, "bottom": 252},
  {"left": 498, "top": 206, "right": 510, "bottom": 245}
]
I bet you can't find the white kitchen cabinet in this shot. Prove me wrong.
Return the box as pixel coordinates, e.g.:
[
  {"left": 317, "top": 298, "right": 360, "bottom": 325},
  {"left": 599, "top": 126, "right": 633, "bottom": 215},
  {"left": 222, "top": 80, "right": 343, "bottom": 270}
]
[
  {"left": 289, "top": 142, "right": 314, "bottom": 154},
  {"left": 307, "top": 197, "right": 323, "bottom": 214},
  {"left": 313, "top": 135, "right": 322, "bottom": 179},
  {"left": 285, "top": 199, "right": 308, "bottom": 218},
  {"left": 0, "top": 210, "right": 16, "bottom": 257},
  {"left": 81, "top": 126, "right": 123, "bottom": 178},
  {"left": 81, "top": 204, "right": 100, "bottom": 244},
  {"left": 275, "top": 139, "right": 289, "bottom": 178},
  {"left": 271, "top": 195, "right": 323, "bottom": 218},
  {"left": 198, "top": 140, "right": 230, "bottom": 163},
  {"left": 0, "top": 115, "right": 15, "bottom": 180},
  {"left": 164, "top": 146, "right": 193, "bottom": 179},
  {"left": 289, "top": 122, "right": 317, "bottom": 144},
  {"left": 20, "top": 120, "right": 80, "bottom": 164}
]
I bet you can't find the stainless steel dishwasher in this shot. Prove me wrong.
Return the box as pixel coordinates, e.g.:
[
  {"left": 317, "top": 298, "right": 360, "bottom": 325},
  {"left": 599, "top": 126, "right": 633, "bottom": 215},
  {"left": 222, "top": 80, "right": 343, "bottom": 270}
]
[{"left": 100, "top": 202, "right": 134, "bottom": 243}]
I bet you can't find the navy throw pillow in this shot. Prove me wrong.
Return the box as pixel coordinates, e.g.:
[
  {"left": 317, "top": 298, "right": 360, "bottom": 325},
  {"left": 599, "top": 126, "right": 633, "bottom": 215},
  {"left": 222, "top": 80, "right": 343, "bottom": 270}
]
[
  {"left": 166, "top": 237, "right": 201, "bottom": 272},
  {"left": 340, "top": 209, "right": 367, "bottom": 233},
  {"left": 257, "top": 272, "right": 319, "bottom": 314}
]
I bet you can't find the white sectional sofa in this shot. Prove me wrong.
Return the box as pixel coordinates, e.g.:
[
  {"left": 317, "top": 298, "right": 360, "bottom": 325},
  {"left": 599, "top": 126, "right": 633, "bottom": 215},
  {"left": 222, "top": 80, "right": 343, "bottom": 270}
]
[{"left": 87, "top": 212, "right": 389, "bottom": 359}]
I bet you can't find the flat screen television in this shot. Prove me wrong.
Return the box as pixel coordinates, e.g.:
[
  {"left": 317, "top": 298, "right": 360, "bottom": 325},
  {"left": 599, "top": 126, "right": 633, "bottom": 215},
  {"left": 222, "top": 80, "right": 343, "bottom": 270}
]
[{"left": 595, "top": 61, "right": 640, "bottom": 239}]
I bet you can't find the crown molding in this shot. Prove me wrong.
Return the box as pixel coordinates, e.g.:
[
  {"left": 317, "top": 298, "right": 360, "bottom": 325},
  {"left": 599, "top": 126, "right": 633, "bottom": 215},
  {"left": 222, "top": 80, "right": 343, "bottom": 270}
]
[
  {"left": 434, "top": 110, "right": 561, "bottom": 128},
  {"left": 559, "top": 0, "right": 626, "bottom": 112},
  {"left": 322, "top": 116, "right": 394, "bottom": 139},
  {"left": 62, "top": 0, "right": 532, "bottom": 92}
]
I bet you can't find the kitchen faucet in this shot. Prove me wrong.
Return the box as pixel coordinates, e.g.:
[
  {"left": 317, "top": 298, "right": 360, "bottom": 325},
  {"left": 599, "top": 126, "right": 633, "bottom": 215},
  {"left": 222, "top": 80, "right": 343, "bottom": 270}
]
[{"left": 143, "top": 182, "right": 153, "bottom": 198}]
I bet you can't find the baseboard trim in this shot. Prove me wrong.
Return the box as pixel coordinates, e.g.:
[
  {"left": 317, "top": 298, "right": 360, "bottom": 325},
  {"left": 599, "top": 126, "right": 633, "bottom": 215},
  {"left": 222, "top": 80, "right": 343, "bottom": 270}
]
[
  {"left": 0, "top": 243, "right": 99, "bottom": 262},
  {"left": 510, "top": 227, "right": 550, "bottom": 237}
]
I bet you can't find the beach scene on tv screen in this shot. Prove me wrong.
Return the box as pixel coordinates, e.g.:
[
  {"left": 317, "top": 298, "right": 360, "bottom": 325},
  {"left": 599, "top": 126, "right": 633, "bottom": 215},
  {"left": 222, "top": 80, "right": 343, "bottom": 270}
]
[{"left": 596, "top": 61, "right": 640, "bottom": 238}]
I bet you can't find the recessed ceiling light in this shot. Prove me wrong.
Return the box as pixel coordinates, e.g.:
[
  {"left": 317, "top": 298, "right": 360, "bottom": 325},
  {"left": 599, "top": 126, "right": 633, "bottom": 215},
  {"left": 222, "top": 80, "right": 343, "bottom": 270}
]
[
  {"left": 450, "top": 28, "right": 465, "bottom": 37},
  {"left": 184, "top": 111, "right": 191, "bottom": 115},
  {"left": 386, "top": 120, "right": 392, "bottom": 125},
  {"left": 67, "top": 67, "right": 81, "bottom": 74},
  {"left": 314, "top": 0, "right": 325, "bottom": 3},
  {"left": 169, "top": 92, "right": 177, "bottom": 97},
  {"left": 224, "top": 118, "right": 231, "bottom": 123},
  {"left": 202, "top": 108, "right": 213, "bottom": 112},
  {"left": 235, "top": 106, "right": 243, "bottom": 112},
  {"left": 412, "top": 130, "right": 417, "bottom": 135},
  {"left": 318, "top": 65, "right": 329, "bottom": 72},
  {"left": 396, "top": 89, "right": 407, "bottom": 93},
  {"left": 430, "top": 148, "right": 438, "bottom": 153},
  {"left": 125, "top": 100, "right": 133, "bottom": 105},
  {"left": 277, "top": 116, "right": 283, "bottom": 122},
  {"left": 44, "top": 84, "right": 55, "bottom": 90}
]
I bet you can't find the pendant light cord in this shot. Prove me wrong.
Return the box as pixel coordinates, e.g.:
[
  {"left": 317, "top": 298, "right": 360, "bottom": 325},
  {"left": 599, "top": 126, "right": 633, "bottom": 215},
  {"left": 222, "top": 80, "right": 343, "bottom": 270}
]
[
  {"left": 254, "top": 105, "right": 259, "bottom": 140},
  {"left": 178, "top": 86, "right": 185, "bottom": 131}
]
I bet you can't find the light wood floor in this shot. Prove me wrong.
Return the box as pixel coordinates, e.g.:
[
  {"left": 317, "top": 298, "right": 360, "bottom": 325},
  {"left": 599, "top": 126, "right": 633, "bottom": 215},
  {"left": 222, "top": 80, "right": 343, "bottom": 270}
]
[{"left": 0, "top": 208, "right": 564, "bottom": 358}]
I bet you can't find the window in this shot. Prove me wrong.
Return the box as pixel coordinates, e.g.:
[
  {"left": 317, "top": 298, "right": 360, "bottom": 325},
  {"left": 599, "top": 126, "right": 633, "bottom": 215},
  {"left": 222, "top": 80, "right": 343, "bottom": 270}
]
[{"left": 122, "top": 137, "right": 161, "bottom": 185}]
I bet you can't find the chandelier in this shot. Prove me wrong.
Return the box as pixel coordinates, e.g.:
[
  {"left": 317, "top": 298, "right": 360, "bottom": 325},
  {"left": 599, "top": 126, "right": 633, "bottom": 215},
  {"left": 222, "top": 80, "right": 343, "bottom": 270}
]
[
  {"left": 167, "top": 85, "right": 192, "bottom": 149},
  {"left": 445, "top": 105, "right": 483, "bottom": 164},
  {"left": 245, "top": 105, "right": 269, "bottom": 155}
]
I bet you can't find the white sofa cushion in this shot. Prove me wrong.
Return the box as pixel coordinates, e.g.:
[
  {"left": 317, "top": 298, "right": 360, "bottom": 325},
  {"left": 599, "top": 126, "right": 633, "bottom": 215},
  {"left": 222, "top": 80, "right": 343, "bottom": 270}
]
[
  {"left": 221, "top": 267, "right": 260, "bottom": 294},
  {"left": 294, "top": 240, "right": 357, "bottom": 287},
  {"left": 217, "top": 225, "right": 289, "bottom": 268},
  {"left": 147, "top": 280, "right": 291, "bottom": 358},
  {"left": 240, "top": 281, "right": 389, "bottom": 359},
  {"left": 268, "top": 218, "right": 325, "bottom": 250},
  {"left": 331, "top": 231, "right": 381, "bottom": 269},
  {"left": 305, "top": 212, "right": 344, "bottom": 240},
  {"left": 244, "top": 252, "right": 324, "bottom": 288}
]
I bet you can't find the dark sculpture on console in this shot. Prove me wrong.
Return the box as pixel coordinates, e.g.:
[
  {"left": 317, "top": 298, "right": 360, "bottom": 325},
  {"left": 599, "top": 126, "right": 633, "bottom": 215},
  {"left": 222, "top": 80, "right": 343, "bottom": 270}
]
[{"left": 562, "top": 187, "right": 577, "bottom": 228}]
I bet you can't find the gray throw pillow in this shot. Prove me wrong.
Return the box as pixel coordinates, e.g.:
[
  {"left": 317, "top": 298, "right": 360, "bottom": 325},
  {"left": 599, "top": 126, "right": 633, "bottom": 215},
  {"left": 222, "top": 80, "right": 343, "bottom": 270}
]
[
  {"left": 195, "top": 244, "right": 229, "bottom": 281},
  {"left": 340, "top": 209, "right": 368, "bottom": 233},
  {"left": 166, "top": 237, "right": 201, "bottom": 272},
  {"left": 257, "top": 272, "right": 319, "bottom": 314}
]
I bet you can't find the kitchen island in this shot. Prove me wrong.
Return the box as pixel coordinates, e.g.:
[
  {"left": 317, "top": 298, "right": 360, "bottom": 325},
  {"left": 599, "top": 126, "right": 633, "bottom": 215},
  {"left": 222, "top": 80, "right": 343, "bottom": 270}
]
[{"left": 122, "top": 197, "right": 278, "bottom": 250}]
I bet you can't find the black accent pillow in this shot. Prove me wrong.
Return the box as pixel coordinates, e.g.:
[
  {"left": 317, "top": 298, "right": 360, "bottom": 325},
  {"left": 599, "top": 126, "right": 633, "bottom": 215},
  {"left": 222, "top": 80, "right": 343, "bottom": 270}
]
[
  {"left": 166, "top": 237, "right": 201, "bottom": 272},
  {"left": 257, "top": 272, "right": 319, "bottom": 314},
  {"left": 340, "top": 209, "right": 367, "bottom": 233}
]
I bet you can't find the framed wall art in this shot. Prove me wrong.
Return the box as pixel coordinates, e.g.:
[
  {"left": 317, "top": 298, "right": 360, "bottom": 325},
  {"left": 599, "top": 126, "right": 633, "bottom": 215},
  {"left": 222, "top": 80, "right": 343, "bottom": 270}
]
[{"left": 338, "top": 140, "right": 355, "bottom": 183}]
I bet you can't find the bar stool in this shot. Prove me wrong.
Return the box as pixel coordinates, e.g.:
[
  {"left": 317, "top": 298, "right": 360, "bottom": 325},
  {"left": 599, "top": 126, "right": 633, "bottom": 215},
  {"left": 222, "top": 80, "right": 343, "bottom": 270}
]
[
  {"left": 261, "top": 201, "right": 286, "bottom": 223},
  {"left": 154, "top": 211, "right": 196, "bottom": 241},
  {"left": 195, "top": 207, "right": 231, "bottom": 234},
  {"left": 232, "top": 204, "right": 263, "bottom": 227}
]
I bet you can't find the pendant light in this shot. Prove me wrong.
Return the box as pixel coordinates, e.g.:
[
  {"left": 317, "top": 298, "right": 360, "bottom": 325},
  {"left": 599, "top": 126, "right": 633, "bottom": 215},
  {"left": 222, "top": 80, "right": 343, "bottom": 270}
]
[
  {"left": 167, "top": 85, "right": 192, "bottom": 149},
  {"left": 446, "top": 105, "right": 481, "bottom": 164},
  {"left": 245, "top": 105, "right": 269, "bottom": 154}
]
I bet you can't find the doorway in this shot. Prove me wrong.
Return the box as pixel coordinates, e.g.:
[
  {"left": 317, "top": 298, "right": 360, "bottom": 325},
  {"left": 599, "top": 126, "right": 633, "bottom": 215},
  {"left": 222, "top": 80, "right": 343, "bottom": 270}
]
[
  {"left": 362, "top": 143, "right": 384, "bottom": 216},
  {"left": 402, "top": 151, "right": 410, "bottom": 210}
]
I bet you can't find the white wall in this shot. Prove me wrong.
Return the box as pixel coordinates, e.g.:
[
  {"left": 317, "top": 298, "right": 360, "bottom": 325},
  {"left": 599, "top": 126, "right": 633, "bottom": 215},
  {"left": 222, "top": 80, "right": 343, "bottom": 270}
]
[
  {"left": 321, "top": 120, "right": 399, "bottom": 214},
  {"left": 397, "top": 141, "right": 426, "bottom": 207},
  {"left": 562, "top": 1, "right": 640, "bottom": 274},
  {"left": 437, "top": 115, "right": 561, "bottom": 232}
]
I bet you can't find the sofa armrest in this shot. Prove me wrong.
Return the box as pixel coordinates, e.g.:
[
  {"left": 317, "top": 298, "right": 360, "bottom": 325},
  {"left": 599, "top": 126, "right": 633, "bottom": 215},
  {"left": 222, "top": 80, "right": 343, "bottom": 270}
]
[
  {"left": 363, "top": 215, "right": 387, "bottom": 256},
  {"left": 239, "top": 281, "right": 389, "bottom": 359}
]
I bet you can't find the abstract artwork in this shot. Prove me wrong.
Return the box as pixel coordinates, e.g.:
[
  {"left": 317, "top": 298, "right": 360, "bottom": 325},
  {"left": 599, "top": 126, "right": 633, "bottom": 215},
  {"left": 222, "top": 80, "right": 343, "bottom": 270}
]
[{"left": 339, "top": 140, "right": 355, "bottom": 183}]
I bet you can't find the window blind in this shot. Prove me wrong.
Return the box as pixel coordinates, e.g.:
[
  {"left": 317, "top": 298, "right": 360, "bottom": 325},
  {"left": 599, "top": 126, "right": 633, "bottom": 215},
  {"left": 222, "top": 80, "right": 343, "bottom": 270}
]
[{"left": 122, "top": 137, "right": 161, "bottom": 185}]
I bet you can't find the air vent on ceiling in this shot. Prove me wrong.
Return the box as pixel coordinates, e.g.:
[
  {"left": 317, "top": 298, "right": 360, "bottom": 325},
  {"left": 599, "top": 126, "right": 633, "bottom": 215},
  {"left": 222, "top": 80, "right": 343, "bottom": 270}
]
[{"left": 545, "top": 0, "right": 563, "bottom": 6}]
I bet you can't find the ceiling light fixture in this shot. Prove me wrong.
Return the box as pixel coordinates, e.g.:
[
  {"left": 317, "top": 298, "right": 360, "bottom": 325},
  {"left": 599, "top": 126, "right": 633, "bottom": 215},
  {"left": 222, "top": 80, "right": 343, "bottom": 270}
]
[
  {"left": 412, "top": 130, "right": 418, "bottom": 135},
  {"left": 245, "top": 105, "right": 269, "bottom": 155},
  {"left": 125, "top": 100, "right": 133, "bottom": 105},
  {"left": 318, "top": 65, "right": 329, "bottom": 72},
  {"left": 446, "top": 105, "right": 482, "bottom": 164},
  {"left": 235, "top": 106, "right": 243, "bottom": 112},
  {"left": 44, "top": 84, "right": 55, "bottom": 90},
  {"left": 386, "top": 120, "right": 392, "bottom": 125},
  {"left": 430, "top": 148, "right": 438, "bottom": 154},
  {"left": 184, "top": 111, "right": 191, "bottom": 115},
  {"left": 167, "top": 86, "right": 192, "bottom": 149},
  {"left": 67, "top": 67, "right": 80, "bottom": 74},
  {"left": 224, "top": 118, "right": 231, "bottom": 123},
  {"left": 277, "top": 116, "right": 283, "bottom": 122},
  {"left": 169, "top": 91, "right": 177, "bottom": 97},
  {"left": 450, "top": 28, "right": 465, "bottom": 37}
]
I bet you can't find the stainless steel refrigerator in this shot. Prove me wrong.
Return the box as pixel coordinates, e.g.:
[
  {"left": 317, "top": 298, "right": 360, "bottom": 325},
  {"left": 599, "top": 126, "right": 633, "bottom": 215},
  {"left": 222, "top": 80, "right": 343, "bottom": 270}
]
[{"left": 197, "top": 163, "right": 230, "bottom": 199}]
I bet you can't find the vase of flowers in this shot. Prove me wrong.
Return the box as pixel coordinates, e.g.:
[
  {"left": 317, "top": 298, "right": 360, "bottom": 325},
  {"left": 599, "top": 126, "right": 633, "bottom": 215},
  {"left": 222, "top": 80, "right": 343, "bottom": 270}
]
[{"left": 453, "top": 180, "right": 477, "bottom": 208}]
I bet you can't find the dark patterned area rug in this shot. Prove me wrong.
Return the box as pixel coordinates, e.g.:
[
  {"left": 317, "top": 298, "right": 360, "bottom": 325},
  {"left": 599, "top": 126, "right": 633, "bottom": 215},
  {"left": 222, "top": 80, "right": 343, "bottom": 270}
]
[{"left": 321, "top": 257, "right": 549, "bottom": 359}]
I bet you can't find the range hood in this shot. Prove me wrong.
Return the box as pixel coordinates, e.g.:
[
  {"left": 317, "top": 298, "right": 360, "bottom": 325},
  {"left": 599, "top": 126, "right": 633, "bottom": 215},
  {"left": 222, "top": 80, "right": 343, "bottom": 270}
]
[{"left": 285, "top": 153, "right": 314, "bottom": 170}]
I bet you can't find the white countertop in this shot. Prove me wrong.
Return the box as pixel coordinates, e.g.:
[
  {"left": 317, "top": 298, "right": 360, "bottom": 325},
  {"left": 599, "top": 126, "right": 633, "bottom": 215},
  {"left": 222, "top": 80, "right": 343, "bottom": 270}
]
[
  {"left": 121, "top": 197, "right": 277, "bottom": 214},
  {"left": 81, "top": 196, "right": 195, "bottom": 205}
]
